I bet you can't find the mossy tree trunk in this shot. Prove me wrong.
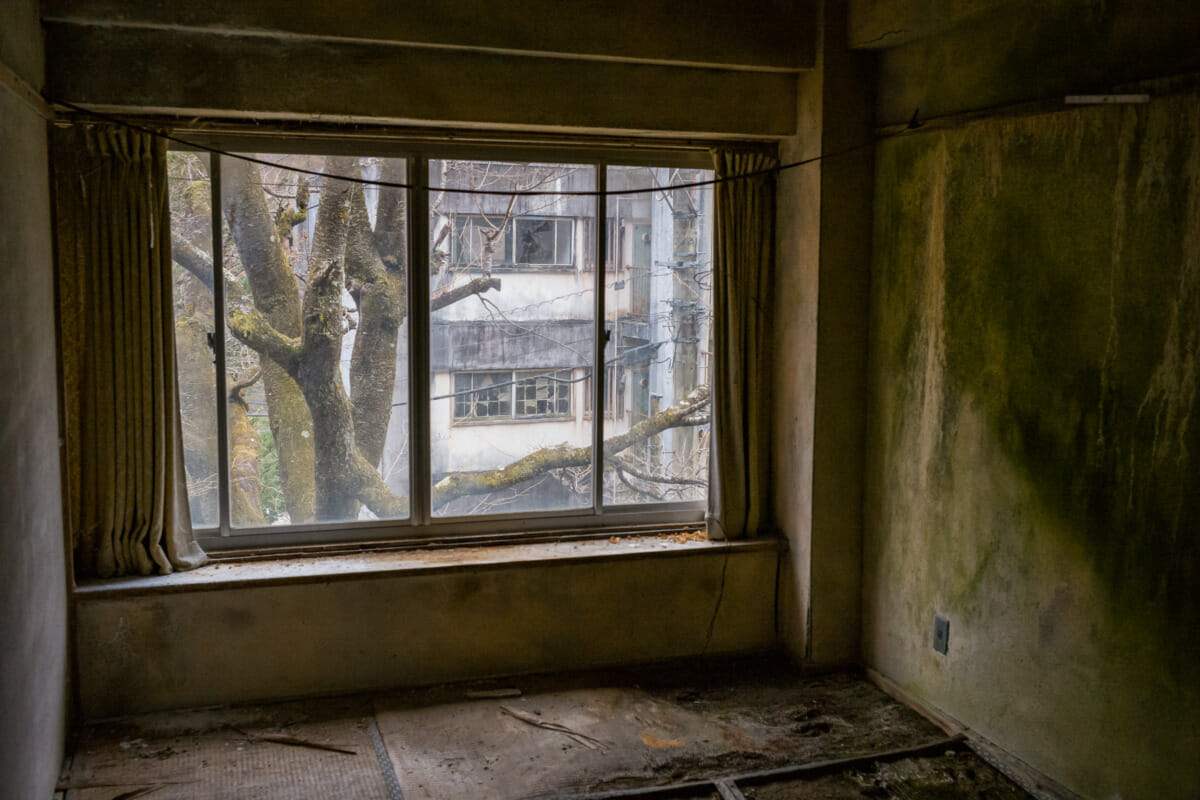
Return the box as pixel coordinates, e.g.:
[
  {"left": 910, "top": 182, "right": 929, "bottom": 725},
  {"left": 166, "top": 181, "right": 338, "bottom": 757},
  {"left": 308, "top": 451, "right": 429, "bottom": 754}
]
[
  {"left": 222, "top": 158, "right": 317, "bottom": 523},
  {"left": 345, "top": 162, "right": 406, "bottom": 469}
]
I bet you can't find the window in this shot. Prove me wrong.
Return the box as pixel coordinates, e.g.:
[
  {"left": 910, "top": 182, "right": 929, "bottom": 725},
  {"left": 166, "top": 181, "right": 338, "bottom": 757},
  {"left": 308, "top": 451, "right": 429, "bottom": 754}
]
[
  {"left": 169, "top": 143, "right": 714, "bottom": 547},
  {"left": 584, "top": 365, "right": 623, "bottom": 420},
  {"left": 515, "top": 370, "right": 573, "bottom": 417},
  {"left": 450, "top": 215, "right": 514, "bottom": 270},
  {"left": 448, "top": 214, "right": 575, "bottom": 271},
  {"left": 453, "top": 372, "right": 511, "bottom": 420},
  {"left": 514, "top": 217, "right": 573, "bottom": 266},
  {"left": 452, "top": 370, "right": 573, "bottom": 422}
]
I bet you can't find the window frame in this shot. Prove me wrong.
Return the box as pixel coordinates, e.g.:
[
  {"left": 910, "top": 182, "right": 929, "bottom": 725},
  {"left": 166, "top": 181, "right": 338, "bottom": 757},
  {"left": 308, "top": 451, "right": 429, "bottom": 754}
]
[{"left": 172, "top": 132, "right": 718, "bottom": 552}]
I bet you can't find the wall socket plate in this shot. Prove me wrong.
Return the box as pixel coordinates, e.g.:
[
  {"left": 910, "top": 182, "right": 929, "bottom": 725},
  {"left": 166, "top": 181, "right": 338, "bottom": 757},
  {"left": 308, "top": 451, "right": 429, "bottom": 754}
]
[{"left": 933, "top": 615, "right": 950, "bottom": 654}]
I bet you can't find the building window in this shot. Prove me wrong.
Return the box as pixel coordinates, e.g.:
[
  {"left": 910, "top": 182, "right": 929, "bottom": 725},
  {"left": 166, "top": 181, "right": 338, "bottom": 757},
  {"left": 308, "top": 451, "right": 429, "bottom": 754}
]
[
  {"left": 453, "top": 371, "right": 512, "bottom": 420},
  {"left": 448, "top": 214, "right": 574, "bottom": 271},
  {"left": 584, "top": 365, "right": 623, "bottom": 420},
  {"left": 451, "top": 370, "right": 573, "bottom": 422},
  {"left": 515, "top": 370, "right": 573, "bottom": 417},
  {"left": 514, "top": 217, "right": 573, "bottom": 267},
  {"left": 450, "top": 215, "right": 513, "bottom": 270},
  {"left": 170, "top": 145, "right": 714, "bottom": 546}
]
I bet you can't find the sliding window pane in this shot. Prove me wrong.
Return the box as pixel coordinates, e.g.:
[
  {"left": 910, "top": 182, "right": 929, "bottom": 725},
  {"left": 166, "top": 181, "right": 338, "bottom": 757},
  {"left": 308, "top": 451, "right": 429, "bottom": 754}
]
[
  {"left": 168, "top": 151, "right": 219, "bottom": 528},
  {"left": 603, "top": 166, "right": 713, "bottom": 506},
  {"left": 220, "top": 153, "right": 410, "bottom": 526},
  {"left": 429, "top": 160, "right": 595, "bottom": 517}
]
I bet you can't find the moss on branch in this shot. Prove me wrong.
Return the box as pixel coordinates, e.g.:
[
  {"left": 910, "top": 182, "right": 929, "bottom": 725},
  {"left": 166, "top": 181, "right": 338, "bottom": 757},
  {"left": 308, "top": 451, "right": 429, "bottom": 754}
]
[{"left": 432, "top": 385, "right": 711, "bottom": 507}]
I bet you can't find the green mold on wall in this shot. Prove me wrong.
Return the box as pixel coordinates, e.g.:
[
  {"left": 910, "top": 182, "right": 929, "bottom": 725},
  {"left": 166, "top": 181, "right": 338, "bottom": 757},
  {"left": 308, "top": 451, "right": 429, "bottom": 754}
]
[
  {"left": 873, "top": 95, "right": 1200, "bottom": 640},
  {"left": 864, "top": 92, "right": 1200, "bottom": 798}
]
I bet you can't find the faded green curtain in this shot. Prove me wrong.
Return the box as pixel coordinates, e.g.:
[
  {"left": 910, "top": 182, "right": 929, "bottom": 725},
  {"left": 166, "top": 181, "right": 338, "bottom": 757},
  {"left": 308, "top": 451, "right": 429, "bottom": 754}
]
[
  {"left": 55, "top": 123, "right": 207, "bottom": 578},
  {"left": 707, "top": 149, "right": 777, "bottom": 540}
]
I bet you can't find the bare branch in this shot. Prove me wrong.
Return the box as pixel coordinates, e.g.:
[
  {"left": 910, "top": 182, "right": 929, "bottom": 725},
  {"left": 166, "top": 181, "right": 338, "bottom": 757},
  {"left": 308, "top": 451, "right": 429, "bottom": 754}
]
[
  {"left": 432, "top": 385, "right": 710, "bottom": 507},
  {"left": 614, "top": 466, "right": 663, "bottom": 501},
  {"left": 606, "top": 455, "right": 707, "bottom": 488},
  {"left": 431, "top": 276, "right": 502, "bottom": 310}
]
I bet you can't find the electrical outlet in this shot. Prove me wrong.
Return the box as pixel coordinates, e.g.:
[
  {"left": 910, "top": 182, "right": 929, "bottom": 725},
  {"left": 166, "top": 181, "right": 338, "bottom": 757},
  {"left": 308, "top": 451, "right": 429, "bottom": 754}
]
[{"left": 933, "top": 615, "right": 950, "bottom": 655}]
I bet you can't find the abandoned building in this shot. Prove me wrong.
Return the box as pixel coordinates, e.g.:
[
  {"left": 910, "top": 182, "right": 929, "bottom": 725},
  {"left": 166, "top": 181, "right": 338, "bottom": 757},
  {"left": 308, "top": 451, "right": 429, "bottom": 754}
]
[{"left": 2, "top": 0, "right": 1198, "bottom": 797}]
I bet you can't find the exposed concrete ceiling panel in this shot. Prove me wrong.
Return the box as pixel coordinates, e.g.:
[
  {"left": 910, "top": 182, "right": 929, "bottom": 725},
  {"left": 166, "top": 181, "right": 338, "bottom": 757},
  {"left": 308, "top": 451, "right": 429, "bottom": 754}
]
[
  {"left": 43, "top": 0, "right": 818, "bottom": 71},
  {"left": 44, "top": 21, "right": 798, "bottom": 137}
]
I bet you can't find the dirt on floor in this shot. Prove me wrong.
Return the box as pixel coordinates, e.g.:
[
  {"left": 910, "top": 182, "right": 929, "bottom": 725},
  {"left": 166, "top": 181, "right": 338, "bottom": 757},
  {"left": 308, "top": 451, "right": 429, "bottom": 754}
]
[
  {"left": 59, "top": 657, "right": 1031, "bottom": 800},
  {"left": 742, "top": 752, "right": 1032, "bottom": 800},
  {"left": 60, "top": 696, "right": 393, "bottom": 800}
]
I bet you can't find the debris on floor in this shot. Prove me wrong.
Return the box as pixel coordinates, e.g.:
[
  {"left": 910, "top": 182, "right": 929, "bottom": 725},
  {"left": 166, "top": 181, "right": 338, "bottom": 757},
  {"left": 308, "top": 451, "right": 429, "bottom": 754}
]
[
  {"left": 740, "top": 751, "right": 1032, "bottom": 799},
  {"left": 60, "top": 658, "right": 1033, "bottom": 800}
]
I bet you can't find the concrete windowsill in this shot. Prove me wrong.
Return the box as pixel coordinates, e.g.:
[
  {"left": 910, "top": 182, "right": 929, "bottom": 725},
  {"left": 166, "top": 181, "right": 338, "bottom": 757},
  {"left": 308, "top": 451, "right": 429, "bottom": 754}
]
[{"left": 74, "top": 535, "right": 781, "bottom": 598}]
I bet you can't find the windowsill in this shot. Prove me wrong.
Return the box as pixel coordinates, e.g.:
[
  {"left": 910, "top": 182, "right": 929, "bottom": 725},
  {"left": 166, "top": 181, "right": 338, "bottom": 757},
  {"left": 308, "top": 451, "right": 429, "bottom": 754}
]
[
  {"left": 449, "top": 414, "right": 575, "bottom": 426},
  {"left": 74, "top": 534, "right": 781, "bottom": 599}
]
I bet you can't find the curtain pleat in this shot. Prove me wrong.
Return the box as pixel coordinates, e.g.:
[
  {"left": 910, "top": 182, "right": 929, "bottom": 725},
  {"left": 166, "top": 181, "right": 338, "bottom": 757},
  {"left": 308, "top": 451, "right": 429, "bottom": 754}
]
[
  {"left": 706, "top": 149, "right": 777, "bottom": 540},
  {"left": 55, "top": 124, "right": 206, "bottom": 578}
]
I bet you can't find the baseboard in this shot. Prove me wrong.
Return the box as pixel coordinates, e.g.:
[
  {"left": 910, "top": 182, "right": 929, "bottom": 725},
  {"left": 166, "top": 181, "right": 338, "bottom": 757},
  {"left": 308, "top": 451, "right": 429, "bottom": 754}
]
[
  {"left": 865, "top": 668, "right": 1086, "bottom": 800},
  {"left": 865, "top": 667, "right": 965, "bottom": 736}
]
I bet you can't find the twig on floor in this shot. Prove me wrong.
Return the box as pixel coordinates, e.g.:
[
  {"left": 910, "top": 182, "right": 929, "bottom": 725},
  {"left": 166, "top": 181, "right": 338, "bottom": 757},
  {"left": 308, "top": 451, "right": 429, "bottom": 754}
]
[
  {"left": 466, "top": 688, "right": 522, "bottom": 699},
  {"left": 56, "top": 781, "right": 195, "bottom": 790},
  {"left": 232, "top": 727, "right": 357, "bottom": 755},
  {"left": 499, "top": 705, "right": 608, "bottom": 751},
  {"left": 110, "top": 786, "right": 165, "bottom": 800}
]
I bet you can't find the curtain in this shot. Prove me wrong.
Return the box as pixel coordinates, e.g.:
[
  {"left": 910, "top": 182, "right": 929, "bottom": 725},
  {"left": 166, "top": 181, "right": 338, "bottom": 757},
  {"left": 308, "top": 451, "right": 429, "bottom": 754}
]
[
  {"left": 707, "top": 149, "right": 777, "bottom": 540},
  {"left": 55, "top": 123, "right": 207, "bottom": 578}
]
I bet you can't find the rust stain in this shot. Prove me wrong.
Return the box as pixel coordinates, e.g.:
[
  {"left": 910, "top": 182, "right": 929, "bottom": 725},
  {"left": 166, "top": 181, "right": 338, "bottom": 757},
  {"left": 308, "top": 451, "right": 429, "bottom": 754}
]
[{"left": 639, "top": 730, "right": 685, "bottom": 748}]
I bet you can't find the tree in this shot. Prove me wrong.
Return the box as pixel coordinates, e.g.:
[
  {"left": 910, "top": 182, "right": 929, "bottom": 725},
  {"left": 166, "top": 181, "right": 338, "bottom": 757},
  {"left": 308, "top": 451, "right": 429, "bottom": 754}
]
[{"left": 168, "top": 153, "right": 712, "bottom": 525}]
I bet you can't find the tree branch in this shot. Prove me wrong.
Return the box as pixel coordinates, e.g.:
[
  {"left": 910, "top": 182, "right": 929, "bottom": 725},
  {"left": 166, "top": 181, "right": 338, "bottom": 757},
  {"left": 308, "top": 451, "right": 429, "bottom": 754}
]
[
  {"left": 227, "top": 306, "right": 302, "bottom": 372},
  {"left": 172, "top": 231, "right": 303, "bottom": 372},
  {"left": 171, "top": 232, "right": 215, "bottom": 292},
  {"left": 613, "top": 466, "right": 663, "bottom": 501},
  {"left": 605, "top": 455, "right": 708, "bottom": 487},
  {"left": 432, "top": 385, "right": 711, "bottom": 507},
  {"left": 432, "top": 277, "right": 502, "bottom": 310},
  {"left": 353, "top": 458, "right": 410, "bottom": 518}
]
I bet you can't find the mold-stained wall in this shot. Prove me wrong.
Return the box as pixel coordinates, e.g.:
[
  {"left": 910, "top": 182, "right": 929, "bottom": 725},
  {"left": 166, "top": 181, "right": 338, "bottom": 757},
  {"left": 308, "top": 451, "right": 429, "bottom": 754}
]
[
  {"left": 865, "top": 95, "right": 1200, "bottom": 798},
  {"left": 0, "top": 0, "right": 71, "bottom": 795}
]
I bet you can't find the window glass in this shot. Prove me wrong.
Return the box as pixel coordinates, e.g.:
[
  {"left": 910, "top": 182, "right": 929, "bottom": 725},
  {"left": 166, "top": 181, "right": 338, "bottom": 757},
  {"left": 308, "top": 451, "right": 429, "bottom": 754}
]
[
  {"left": 168, "top": 151, "right": 219, "bottom": 528},
  {"left": 603, "top": 166, "right": 714, "bottom": 506},
  {"left": 168, "top": 153, "right": 412, "bottom": 528},
  {"left": 515, "top": 217, "right": 573, "bottom": 266},
  {"left": 172, "top": 146, "right": 713, "bottom": 544},
  {"left": 430, "top": 159, "right": 596, "bottom": 517}
]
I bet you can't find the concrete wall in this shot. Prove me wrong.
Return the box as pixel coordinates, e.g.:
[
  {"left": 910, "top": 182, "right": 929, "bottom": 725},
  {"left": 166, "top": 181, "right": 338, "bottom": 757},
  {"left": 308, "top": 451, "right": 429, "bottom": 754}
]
[
  {"left": 38, "top": 0, "right": 789, "bottom": 726},
  {"left": 861, "top": 2, "right": 1200, "bottom": 796},
  {"left": 41, "top": 0, "right": 811, "bottom": 138},
  {"left": 0, "top": 0, "right": 70, "bottom": 796},
  {"left": 75, "top": 541, "right": 778, "bottom": 717},
  {"left": 773, "top": 0, "right": 874, "bottom": 667}
]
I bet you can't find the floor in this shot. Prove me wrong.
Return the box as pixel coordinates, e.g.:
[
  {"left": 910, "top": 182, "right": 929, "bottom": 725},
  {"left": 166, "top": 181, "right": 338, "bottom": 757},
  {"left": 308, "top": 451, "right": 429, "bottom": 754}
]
[{"left": 60, "top": 658, "right": 1033, "bottom": 799}]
